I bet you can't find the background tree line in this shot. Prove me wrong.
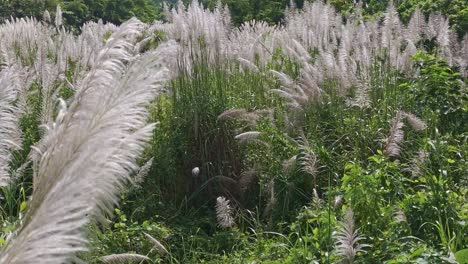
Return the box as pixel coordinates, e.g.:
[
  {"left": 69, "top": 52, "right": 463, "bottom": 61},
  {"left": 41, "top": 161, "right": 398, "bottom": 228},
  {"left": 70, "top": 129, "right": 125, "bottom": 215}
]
[
  {"left": 0, "top": 0, "right": 160, "bottom": 27},
  {"left": 1, "top": 0, "right": 466, "bottom": 35}
]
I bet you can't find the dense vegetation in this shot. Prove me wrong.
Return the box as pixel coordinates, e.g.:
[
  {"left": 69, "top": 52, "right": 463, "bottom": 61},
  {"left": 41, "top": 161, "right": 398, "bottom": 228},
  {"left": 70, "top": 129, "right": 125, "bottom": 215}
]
[
  {"left": 1, "top": 0, "right": 467, "bottom": 35},
  {"left": 0, "top": 0, "right": 160, "bottom": 27},
  {"left": 0, "top": 0, "right": 467, "bottom": 263}
]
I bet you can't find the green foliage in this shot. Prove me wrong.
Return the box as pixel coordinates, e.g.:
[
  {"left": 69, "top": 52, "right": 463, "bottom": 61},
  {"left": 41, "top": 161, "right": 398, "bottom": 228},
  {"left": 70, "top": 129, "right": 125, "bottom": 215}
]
[
  {"left": 136, "top": 59, "right": 278, "bottom": 217},
  {"left": 200, "top": 0, "right": 298, "bottom": 25},
  {"left": 288, "top": 205, "right": 337, "bottom": 263},
  {"left": 409, "top": 52, "right": 467, "bottom": 134},
  {"left": 85, "top": 209, "right": 172, "bottom": 263},
  {"left": 396, "top": 0, "right": 468, "bottom": 36},
  {"left": 455, "top": 249, "right": 468, "bottom": 264},
  {"left": 0, "top": 0, "right": 161, "bottom": 29},
  {"left": 0, "top": 0, "right": 59, "bottom": 21},
  {"left": 62, "top": 0, "right": 161, "bottom": 28},
  {"left": 327, "top": 0, "right": 467, "bottom": 36},
  {"left": 1, "top": 1, "right": 467, "bottom": 263}
]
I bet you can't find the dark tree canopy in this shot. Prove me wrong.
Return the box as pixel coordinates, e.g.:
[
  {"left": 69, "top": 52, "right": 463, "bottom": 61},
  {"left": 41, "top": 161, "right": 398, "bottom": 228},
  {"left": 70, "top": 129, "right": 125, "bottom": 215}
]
[
  {"left": 0, "top": 0, "right": 161, "bottom": 29},
  {"left": 0, "top": 0, "right": 466, "bottom": 35}
]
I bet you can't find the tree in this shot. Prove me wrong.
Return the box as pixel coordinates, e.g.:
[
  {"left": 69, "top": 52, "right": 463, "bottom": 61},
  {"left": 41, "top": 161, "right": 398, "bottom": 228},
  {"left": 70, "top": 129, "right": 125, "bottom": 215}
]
[{"left": 0, "top": 0, "right": 58, "bottom": 21}]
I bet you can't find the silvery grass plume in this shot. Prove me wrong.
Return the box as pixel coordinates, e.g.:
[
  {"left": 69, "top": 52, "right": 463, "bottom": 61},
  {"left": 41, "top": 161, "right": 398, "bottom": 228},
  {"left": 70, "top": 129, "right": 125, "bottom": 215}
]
[
  {"left": 263, "top": 179, "right": 276, "bottom": 217},
  {"left": 384, "top": 111, "right": 405, "bottom": 157},
  {"left": 298, "top": 136, "right": 317, "bottom": 177},
  {"left": 238, "top": 57, "right": 260, "bottom": 72},
  {"left": 346, "top": 81, "right": 371, "bottom": 109},
  {"left": 0, "top": 67, "right": 22, "bottom": 187},
  {"left": 100, "top": 253, "right": 151, "bottom": 264},
  {"left": 43, "top": 10, "right": 51, "bottom": 23},
  {"left": 333, "top": 195, "right": 343, "bottom": 209},
  {"left": 270, "top": 41, "right": 323, "bottom": 110},
  {"left": 334, "top": 208, "right": 370, "bottom": 264},
  {"left": 216, "top": 196, "right": 235, "bottom": 228},
  {"left": 234, "top": 131, "right": 263, "bottom": 145},
  {"left": 160, "top": 0, "right": 231, "bottom": 68},
  {"left": 55, "top": 5, "right": 63, "bottom": 27},
  {"left": 312, "top": 188, "right": 323, "bottom": 208},
  {"left": 270, "top": 70, "right": 312, "bottom": 111},
  {"left": 0, "top": 19, "right": 177, "bottom": 264},
  {"left": 406, "top": 7, "right": 425, "bottom": 44},
  {"left": 218, "top": 108, "right": 259, "bottom": 127},
  {"left": 402, "top": 112, "right": 427, "bottom": 131},
  {"left": 228, "top": 20, "right": 278, "bottom": 68},
  {"left": 143, "top": 232, "right": 169, "bottom": 255},
  {"left": 408, "top": 149, "right": 429, "bottom": 178},
  {"left": 130, "top": 157, "right": 154, "bottom": 190},
  {"left": 101, "top": 232, "right": 168, "bottom": 263}
]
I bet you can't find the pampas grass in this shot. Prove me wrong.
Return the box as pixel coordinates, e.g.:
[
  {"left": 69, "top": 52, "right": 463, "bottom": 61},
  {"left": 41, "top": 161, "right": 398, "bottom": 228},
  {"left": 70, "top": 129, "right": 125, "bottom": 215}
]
[
  {"left": 402, "top": 112, "right": 427, "bottom": 131},
  {"left": 384, "top": 111, "right": 405, "bottom": 157},
  {"left": 216, "top": 196, "right": 235, "bottom": 228},
  {"left": 0, "top": 18, "right": 177, "bottom": 264},
  {"left": 0, "top": 1, "right": 465, "bottom": 262},
  {"left": 100, "top": 253, "right": 151, "bottom": 264},
  {"left": 131, "top": 157, "right": 154, "bottom": 189},
  {"left": 234, "top": 131, "right": 263, "bottom": 144},
  {"left": 0, "top": 67, "right": 22, "bottom": 187},
  {"left": 143, "top": 232, "right": 169, "bottom": 255},
  {"left": 334, "top": 208, "right": 370, "bottom": 263}
]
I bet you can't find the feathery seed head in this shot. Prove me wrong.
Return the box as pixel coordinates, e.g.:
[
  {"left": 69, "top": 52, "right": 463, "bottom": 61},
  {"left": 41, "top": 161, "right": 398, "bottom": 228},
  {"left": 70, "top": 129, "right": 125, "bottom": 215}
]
[
  {"left": 334, "top": 208, "right": 370, "bottom": 263},
  {"left": 216, "top": 196, "right": 235, "bottom": 228}
]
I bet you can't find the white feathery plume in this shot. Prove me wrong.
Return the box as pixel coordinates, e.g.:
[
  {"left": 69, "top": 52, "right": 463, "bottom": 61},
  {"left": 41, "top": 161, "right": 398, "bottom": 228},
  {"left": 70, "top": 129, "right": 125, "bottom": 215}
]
[
  {"left": 270, "top": 58, "right": 321, "bottom": 111},
  {"left": 333, "top": 195, "right": 343, "bottom": 209},
  {"left": 270, "top": 70, "right": 294, "bottom": 88},
  {"left": 216, "top": 196, "right": 235, "bottom": 228},
  {"left": 400, "top": 39, "right": 418, "bottom": 71},
  {"left": 346, "top": 82, "right": 371, "bottom": 109},
  {"left": 406, "top": 7, "right": 425, "bottom": 44},
  {"left": 43, "top": 10, "right": 51, "bottom": 23},
  {"left": 426, "top": 13, "right": 443, "bottom": 40},
  {"left": 402, "top": 112, "right": 427, "bottom": 131},
  {"left": 300, "top": 144, "right": 317, "bottom": 175},
  {"left": 218, "top": 108, "right": 248, "bottom": 121},
  {"left": 143, "top": 232, "right": 169, "bottom": 255},
  {"left": 0, "top": 19, "right": 177, "bottom": 264},
  {"left": 382, "top": 1, "right": 401, "bottom": 48},
  {"left": 384, "top": 111, "right": 405, "bottom": 157},
  {"left": 298, "top": 133, "right": 317, "bottom": 178},
  {"left": 131, "top": 157, "right": 154, "bottom": 188},
  {"left": 100, "top": 254, "right": 151, "bottom": 264},
  {"left": 284, "top": 0, "right": 298, "bottom": 19},
  {"left": 312, "top": 188, "right": 323, "bottom": 207},
  {"left": 55, "top": 5, "right": 63, "bottom": 27},
  {"left": 218, "top": 108, "right": 259, "bottom": 126},
  {"left": 436, "top": 16, "right": 450, "bottom": 48},
  {"left": 334, "top": 208, "right": 370, "bottom": 263},
  {"left": 234, "top": 131, "right": 263, "bottom": 144},
  {"left": 238, "top": 57, "right": 259, "bottom": 72},
  {"left": 0, "top": 67, "right": 22, "bottom": 187},
  {"left": 408, "top": 150, "right": 429, "bottom": 178}
]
